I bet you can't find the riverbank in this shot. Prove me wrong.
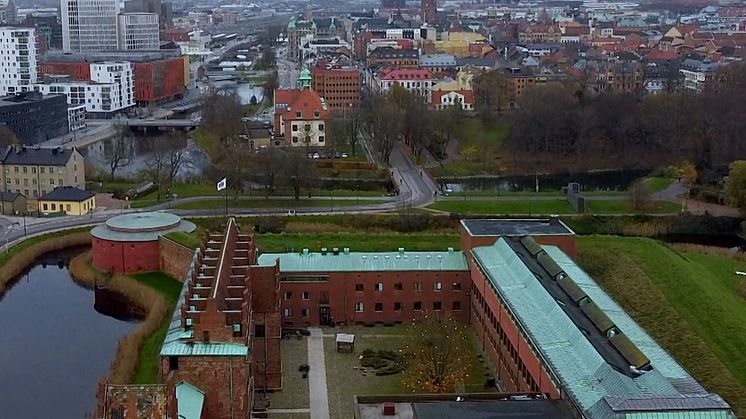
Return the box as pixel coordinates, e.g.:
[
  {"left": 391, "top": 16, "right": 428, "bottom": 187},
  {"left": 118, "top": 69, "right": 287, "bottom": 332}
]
[
  {"left": 0, "top": 229, "right": 91, "bottom": 296},
  {"left": 69, "top": 251, "right": 181, "bottom": 384}
]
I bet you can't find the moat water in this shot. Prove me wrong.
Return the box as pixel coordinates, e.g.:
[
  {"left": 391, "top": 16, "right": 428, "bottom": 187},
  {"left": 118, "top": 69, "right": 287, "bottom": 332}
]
[{"left": 0, "top": 250, "right": 139, "bottom": 419}]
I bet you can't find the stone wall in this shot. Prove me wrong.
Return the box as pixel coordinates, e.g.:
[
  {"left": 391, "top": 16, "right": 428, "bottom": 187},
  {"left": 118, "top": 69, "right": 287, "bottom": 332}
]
[{"left": 158, "top": 237, "right": 195, "bottom": 281}]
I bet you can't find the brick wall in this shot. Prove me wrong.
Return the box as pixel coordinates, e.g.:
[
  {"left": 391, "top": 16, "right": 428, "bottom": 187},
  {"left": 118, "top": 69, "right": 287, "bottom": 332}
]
[
  {"left": 249, "top": 264, "right": 282, "bottom": 390},
  {"left": 91, "top": 238, "right": 160, "bottom": 273},
  {"left": 161, "top": 356, "right": 251, "bottom": 418},
  {"left": 158, "top": 237, "right": 195, "bottom": 281}
]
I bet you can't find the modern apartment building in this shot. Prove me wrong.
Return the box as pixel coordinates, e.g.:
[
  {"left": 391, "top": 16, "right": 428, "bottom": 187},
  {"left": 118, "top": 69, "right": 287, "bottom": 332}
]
[
  {"left": 34, "top": 62, "right": 135, "bottom": 117},
  {"left": 0, "top": 146, "right": 85, "bottom": 199},
  {"left": 0, "top": 27, "right": 37, "bottom": 96},
  {"left": 117, "top": 12, "right": 160, "bottom": 51},
  {"left": 0, "top": 93, "right": 69, "bottom": 144},
  {"left": 61, "top": 0, "right": 120, "bottom": 52}
]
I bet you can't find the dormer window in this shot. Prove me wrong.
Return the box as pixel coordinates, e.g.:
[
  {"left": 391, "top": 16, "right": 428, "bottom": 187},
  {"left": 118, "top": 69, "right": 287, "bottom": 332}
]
[
  {"left": 296, "top": 110, "right": 302, "bottom": 118},
  {"left": 314, "top": 110, "right": 320, "bottom": 118}
]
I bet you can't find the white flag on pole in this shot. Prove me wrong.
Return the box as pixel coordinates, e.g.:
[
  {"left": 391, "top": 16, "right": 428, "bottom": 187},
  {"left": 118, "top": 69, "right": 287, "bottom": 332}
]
[{"left": 217, "top": 177, "right": 227, "bottom": 191}]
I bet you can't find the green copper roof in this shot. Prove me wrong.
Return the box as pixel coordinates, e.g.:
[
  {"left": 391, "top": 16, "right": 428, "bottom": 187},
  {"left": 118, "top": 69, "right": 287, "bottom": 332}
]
[
  {"left": 159, "top": 249, "right": 249, "bottom": 358},
  {"left": 91, "top": 212, "right": 196, "bottom": 242},
  {"left": 176, "top": 381, "right": 204, "bottom": 419},
  {"left": 471, "top": 239, "right": 733, "bottom": 418},
  {"left": 257, "top": 250, "right": 468, "bottom": 272}
]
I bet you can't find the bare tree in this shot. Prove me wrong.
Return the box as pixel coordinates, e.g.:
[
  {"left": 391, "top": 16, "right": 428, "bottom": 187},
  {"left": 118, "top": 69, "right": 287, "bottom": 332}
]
[
  {"left": 0, "top": 126, "right": 19, "bottom": 148},
  {"left": 218, "top": 137, "right": 253, "bottom": 200},
  {"left": 473, "top": 69, "right": 507, "bottom": 120},
  {"left": 369, "top": 93, "right": 404, "bottom": 165},
  {"left": 254, "top": 147, "right": 282, "bottom": 197},
  {"left": 201, "top": 90, "right": 246, "bottom": 146},
  {"left": 109, "top": 125, "right": 133, "bottom": 180},
  {"left": 281, "top": 148, "right": 318, "bottom": 200},
  {"left": 146, "top": 135, "right": 168, "bottom": 202},
  {"left": 401, "top": 315, "right": 473, "bottom": 393},
  {"left": 628, "top": 179, "right": 652, "bottom": 211}
]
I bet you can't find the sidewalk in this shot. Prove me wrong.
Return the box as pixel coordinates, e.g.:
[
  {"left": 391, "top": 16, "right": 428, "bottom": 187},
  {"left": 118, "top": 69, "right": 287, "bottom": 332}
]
[{"left": 307, "top": 327, "right": 330, "bottom": 419}]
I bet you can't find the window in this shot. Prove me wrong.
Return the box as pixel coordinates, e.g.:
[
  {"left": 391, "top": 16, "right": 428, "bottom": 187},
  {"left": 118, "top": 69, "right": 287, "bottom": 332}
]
[
  {"left": 375, "top": 302, "right": 383, "bottom": 312},
  {"left": 168, "top": 356, "right": 179, "bottom": 370},
  {"left": 355, "top": 302, "right": 364, "bottom": 312},
  {"left": 22, "top": 167, "right": 27, "bottom": 173},
  {"left": 314, "top": 110, "right": 320, "bottom": 118},
  {"left": 452, "top": 301, "right": 461, "bottom": 311},
  {"left": 51, "top": 203, "right": 56, "bottom": 211},
  {"left": 42, "top": 203, "right": 48, "bottom": 211},
  {"left": 292, "top": 124, "right": 298, "bottom": 132},
  {"left": 394, "top": 302, "right": 403, "bottom": 311},
  {"left": 50, "top": 178, "right": 54, "bottom": 185},
  {"left": 255, "top": 324, "right": 265, "bottom": 338},
  {"left": 284, "top": 292, "right": 292, "bottom": 300},
  {"left": 413, "top": 282, "right": 421, "bottom": 291},
  {"left": 318, "top": 136, "right": 325, "bottom": 143},
  {"left": 452, "top": 282, "right": 461, "bottom": 291},
  {"left": 413, "top": 301, "right": 422, "bottom": 310},
  {"left": 31, "top": 167, "right": 36, "bottom": 174},
  {"left": 318, "top": 123, "right": 324, "bottom": 131},
  {"left": 59, "top": 179, "right": 63, "bottom": 186},
  {"left": 433, "top": 301, "right": 442, "bottom": 311},
  {"left": 355, "top": 283, "right": 364, "bottom": 292},
  {"left": 66, "top": 204, "right": 71, "bottom": 211},
  {"left": 394, "top": 282, "right": 403, "bottom": 290},
  {"left": 13, "top": 167, "right": 18, "bottom": 173},
  {"left": 292, "top": 136, "right": 299, "bottom": 143},
  {"left": 283, "top": 308, "right": 292, "bottom": 317},
  {"left": 301, "top": 308, "right": 310, "bottom": 318},
  {"left": 434, "top": 282, "right": 442, "bottom": 291},
  {"left": 375, "top": 282, "right": 383, "bottom": 292},
  {"left": 296, "top": 110, "right": 302, "bottom": 118},
  {"left": 301, "top": 291, "right": 310, "bottom": 300},
  {"left": 40, "top": 167, "right": 45, "bottom": 174}
]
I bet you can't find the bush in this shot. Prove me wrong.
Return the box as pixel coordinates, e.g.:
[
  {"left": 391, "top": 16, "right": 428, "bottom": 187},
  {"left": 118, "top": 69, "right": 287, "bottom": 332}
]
[
  {"left": 361, "top": 356, "right": 388, "bottom": 369},
  {"left": 254, "top": 217, "right": 286, "bottom": 234}
]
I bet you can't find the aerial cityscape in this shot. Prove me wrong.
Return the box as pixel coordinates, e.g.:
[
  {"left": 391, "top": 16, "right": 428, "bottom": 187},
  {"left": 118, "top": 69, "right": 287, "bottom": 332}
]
[{"left": 0, "top": 0, "right": 745, "bottom": 417}]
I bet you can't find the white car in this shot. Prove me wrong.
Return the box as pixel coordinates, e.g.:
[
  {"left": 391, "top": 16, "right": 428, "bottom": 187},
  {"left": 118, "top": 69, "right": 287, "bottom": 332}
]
[{"left": 313, "top": 152, "right": 320, "bottom": 159}]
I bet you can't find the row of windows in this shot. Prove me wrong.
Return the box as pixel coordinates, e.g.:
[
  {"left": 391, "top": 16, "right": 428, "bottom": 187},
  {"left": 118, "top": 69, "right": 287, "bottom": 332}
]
[
  {"left": 354, "top": 281, "right": 461, "bottom": 292},
  {"left": 6, "top": 166, "right": 65, "bottom": 174},
  {"left": 41, "top": 203, "right": 72, "bottom": 212},
  {"left": 352, "top": 300, "right": 461, "bottom": 312},
  {"left": 5, "top": 178, "right": 65, "bottom": 186}
]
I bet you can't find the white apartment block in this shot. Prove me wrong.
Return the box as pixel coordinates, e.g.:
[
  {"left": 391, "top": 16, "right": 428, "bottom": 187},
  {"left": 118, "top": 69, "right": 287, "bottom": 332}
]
[
  {"left": 118, "top": 12, "right": 160, "bottom": 50},
  {"left": 0, "top": 27, "right": 37, "bottom": 96},
  {"left": 62, "top": 0, "right": 120, "bottom": 52},
  {"left": 34, "top": 62, "right": 134, "bottom": 116}
]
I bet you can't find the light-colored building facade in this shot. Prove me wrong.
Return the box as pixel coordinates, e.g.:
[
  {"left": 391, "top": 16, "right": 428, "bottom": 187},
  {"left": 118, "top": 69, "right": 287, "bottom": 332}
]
[
  {"left": 0, "top": 0, "right": 16, "bottom": 24},
  {"left": 375, "top": 68, "right": 433, "bottom": 102},
  {"left": 34, "top": 62, "right": 134, "bottom": 116},
  {"left": 0, "top": 146, "right": 85, "bottom": 199},
  {"left": 38, "top": 186, "right": 95, "bottom": 215},
  {"left": 62, "top": 0, "right": 120, "bottom": 52},
  {"left": 0, "top": 27, "right": 37, "bottom": 96},
  {"left": 117, "top": 13, "right": 159, "bottom": 51}
]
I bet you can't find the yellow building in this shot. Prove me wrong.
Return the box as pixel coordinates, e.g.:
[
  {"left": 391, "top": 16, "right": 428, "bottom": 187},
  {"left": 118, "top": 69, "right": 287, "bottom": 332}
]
[
  {"left": 38, "top": 186, "right": 96, "bottom": 216},
  {"left": 434, "top": 32, "right": 487, "bottom": 57}
]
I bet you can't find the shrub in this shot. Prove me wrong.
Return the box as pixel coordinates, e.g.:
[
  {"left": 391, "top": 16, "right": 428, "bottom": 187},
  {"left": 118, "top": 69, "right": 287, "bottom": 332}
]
[{"left": 254, "top": 217, "right": 286, "bottom": 234}]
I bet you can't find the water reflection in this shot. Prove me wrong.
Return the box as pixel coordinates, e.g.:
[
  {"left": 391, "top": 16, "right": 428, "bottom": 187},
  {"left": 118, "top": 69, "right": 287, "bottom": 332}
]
[{"left": 0, "top": 250, "right": 139, "bottom": 419}]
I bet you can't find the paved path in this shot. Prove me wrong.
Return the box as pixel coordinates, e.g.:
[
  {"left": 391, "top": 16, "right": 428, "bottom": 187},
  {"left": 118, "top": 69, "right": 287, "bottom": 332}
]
[{"left": 307, "top": 327, "right": 330, "bottom": 419}]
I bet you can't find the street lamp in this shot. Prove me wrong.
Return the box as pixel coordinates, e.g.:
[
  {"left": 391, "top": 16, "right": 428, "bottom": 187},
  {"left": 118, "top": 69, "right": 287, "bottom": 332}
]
[{"left": 3, "top": 221, "right": 20, "bottom": 253}]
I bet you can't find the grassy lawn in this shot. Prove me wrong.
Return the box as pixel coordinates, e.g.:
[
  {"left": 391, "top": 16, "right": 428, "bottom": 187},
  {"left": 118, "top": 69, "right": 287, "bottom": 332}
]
[
  {"left": 429, "top": 118, "right": 507, "bottom": 177},
  {"left": 447, "top": 190, "right": 563, "bottom": 197},
  {"left": 576, "top": 236, "right": 746, "bottom": 415},
  {"left": 191, "top": 128, "right": 221, "bottom": 163},
  {"left": 256, "top": 233, "right": 460, "bottom": 253},
  {"left": 324, "top": 325, "right": 492, "bottom": 419},
  {"left": 164, "top": 231, "right": 201, "bottom": 250},
  {"left": 429, "top": 160, "right": 491, "bottom": 178},
  {"left": 428, "top": 199, "right": 576, "bottom": 215},
  {"left": 268, "top": 338, "right": 310, "bottom": 410},
  {"left": 131, "top": 272, "right": 183, "bottom": 384},
  {"left": 644, "top": 176, "right": 674, "bottom": 192},
  {"left": 585, "top": 200, "right": 682, "bottom": 214},
  {"left": 173, "top": 198, "right": 390, "bottom": 210}
]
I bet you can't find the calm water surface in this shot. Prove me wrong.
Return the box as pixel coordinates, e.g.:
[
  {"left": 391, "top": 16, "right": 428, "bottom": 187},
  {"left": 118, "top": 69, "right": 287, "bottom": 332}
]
[{"left": 0, "top": 251, "right": 138, "bottom": 419}]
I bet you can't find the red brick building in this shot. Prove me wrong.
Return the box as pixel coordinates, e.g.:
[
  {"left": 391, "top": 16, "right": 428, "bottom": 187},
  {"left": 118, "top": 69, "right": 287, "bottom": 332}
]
[
  {"left": 259, "top": 248, "right": 471, "bottom": 327},
  {"left": 311, "top": 63, "right": 361, "bottom": 112},
  {"left": 274, "top": 86, "right": 331, "bottom": 147},
  {"left": 40, "top": 54, "right": 186, "bottom": 105},
  {"left": 90, "top": 212, "right": 196, "bottom": 273}
]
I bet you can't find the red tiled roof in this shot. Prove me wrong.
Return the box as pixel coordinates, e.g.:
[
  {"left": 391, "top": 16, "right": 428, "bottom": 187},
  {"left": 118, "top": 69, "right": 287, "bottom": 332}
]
[
  {"left": 274, "top": 88, "right": 330, "bottom": 121},
  {"left": 432, "top": 89, "right": 474, "bottom": 104},
  {"left": 378, "top": 68, "right": 432, "bottom": 80},
  {"left": 645, "top": 49, "right": 678, "bottom": 60}
]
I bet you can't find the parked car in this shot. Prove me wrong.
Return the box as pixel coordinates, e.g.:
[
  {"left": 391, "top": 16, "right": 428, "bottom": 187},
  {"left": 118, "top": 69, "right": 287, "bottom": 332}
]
[
  {"left": 334, "top": 152, "right": 341, "bottom": 159},
  {"left": 341, "top": 152, "right": 349, "bottom": 158},
  {"left": 313, "top": 152, "right": 320, "bottom": 159}
]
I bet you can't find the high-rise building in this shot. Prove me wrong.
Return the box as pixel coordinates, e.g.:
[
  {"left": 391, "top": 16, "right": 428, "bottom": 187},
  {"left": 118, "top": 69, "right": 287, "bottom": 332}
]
[
  {"left": 123, "top": 0, "right": 171, "bottom": 29},
  {"left": 61, "top": 0, "right": 120, "bottom": 52},
  {"left": 0, "top": 27, "right": 37, "bottom": 96},
  {"left": 287, "top": 16, "right": 316, "bottom": 62},
  {"left": 0, "top": 0, "right": 16, "bottom": 24},
  {"left": 118, "top": 13, "right": 159, "bottom": 50},
  {"left": 311, "top": 63, "right": 361, "bottom": 112},
  {"left": 421, "top": 0, "right": 436, "bottom": 24}
]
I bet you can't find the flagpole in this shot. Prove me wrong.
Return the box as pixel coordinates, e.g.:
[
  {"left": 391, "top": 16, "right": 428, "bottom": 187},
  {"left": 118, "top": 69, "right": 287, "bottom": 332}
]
[{"left": 224, "top": 183, "right": 228, "bottom": 216}]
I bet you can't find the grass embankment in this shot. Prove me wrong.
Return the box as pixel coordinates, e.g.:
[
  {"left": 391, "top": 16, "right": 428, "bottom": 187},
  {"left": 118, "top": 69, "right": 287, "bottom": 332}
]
[
  {"left": 584, "top": 200, "right": 681, "bottom": 214},
  {"left": 429, "top": 118, "right": 508, "bottom": 177},
  {"left": 256, "top": 232, "right": 460, "bottom": 252},
  {"left": 173, "top": 198, "right": 389, "bottom": 210},
  {"left": 576, "top": 236, "right": 746, "bottom": 415},
  {"left": 69, "top": 252, "right": 183, "bottom": 384},
  {"left": 0, "top": 229, "right": 91, "bottom": 295},
  {"left": 191, "top": 128, "right": 221, "bottom": 162},
  {"left": 164, "top": 231, "right": 201, "bottom": 250}
]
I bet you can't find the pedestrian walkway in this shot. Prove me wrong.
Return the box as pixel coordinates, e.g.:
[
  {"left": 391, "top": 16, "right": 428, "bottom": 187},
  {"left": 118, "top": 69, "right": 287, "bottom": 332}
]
[{"left": 307, "top": 327, "right": 330, "bottom": 419}]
